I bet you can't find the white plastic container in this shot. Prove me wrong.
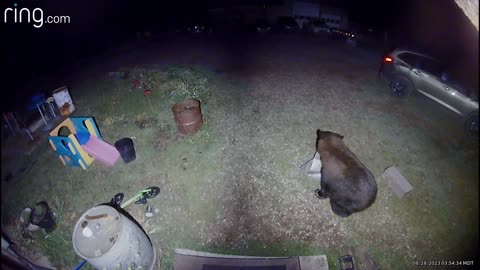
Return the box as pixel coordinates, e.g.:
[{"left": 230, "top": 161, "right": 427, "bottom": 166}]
[
  {"left": 301, "top": 152, "right": 322, "bottom": 182},
  {"left": 52, "top": 86, "right": 75, "bottom": 116},
  {"left": 72, "top": 205, "right": 156, "bottom": 270}
]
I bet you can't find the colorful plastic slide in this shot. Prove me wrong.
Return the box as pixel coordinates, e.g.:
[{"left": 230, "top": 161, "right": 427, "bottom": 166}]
[
  {"left": 48, "top": 117, "right": 120, "bottom": 169},
  {"left": 81, "top": 135, "right": 120, "bottom": 167}
]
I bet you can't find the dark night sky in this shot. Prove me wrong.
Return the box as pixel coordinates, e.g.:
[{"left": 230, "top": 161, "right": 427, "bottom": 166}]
[
  {"left": 1, "top": 0, "right": 395, "bottom": 76},
  {"left": 345, "top": 0, "right": 408, "bottom": 29},
  {"left": 1, "top": 0, "right": 402, "bottom": 63},
  {"left": 1, "top": 0, "right": 477, "bottom": 110}
]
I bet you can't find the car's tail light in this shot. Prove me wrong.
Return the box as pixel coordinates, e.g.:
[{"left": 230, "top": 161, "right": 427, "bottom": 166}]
[{"left": 384, "top": 57, "right": 393, "bottom": 63}]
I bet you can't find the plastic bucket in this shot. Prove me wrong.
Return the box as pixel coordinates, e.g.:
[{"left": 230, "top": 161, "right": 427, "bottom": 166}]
[
  {"left": 52, "top": 86, "right": 75, "bottom": 116},
  {"left": 72, "top": 205, "right": 156, "bottom": 270},
  {"left": 114, "top": 138, "right": 136, "bottom": 163},
  {"left": 172, "top": 99, "right": 203, "bottom": 136}
]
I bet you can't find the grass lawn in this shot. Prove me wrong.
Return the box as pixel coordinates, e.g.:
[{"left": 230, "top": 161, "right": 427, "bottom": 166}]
[{"left": 1, "top": 36, "right": 478, "bottom": 269}]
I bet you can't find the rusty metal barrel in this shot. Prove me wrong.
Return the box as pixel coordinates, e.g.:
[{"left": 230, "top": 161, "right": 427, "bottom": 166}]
[{"left": 172, "top": 99, "right": 203, "bottom": 136}]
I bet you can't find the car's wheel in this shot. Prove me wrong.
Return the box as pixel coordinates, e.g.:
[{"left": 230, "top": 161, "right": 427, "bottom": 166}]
[
  {"left": 389, "top": 76, "right": 412, "bottom": 98},
  {"left": 464, "top": 113, "right": 479, "bottom": 135}
]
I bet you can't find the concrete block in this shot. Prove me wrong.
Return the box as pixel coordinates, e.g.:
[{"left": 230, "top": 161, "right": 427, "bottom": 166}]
[{"left": 383, "top": 166, "right": 413, "bottom": 198}]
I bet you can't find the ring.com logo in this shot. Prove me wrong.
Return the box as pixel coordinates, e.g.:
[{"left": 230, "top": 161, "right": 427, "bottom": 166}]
[{"left": 3, "top": 3, "right": 70, "bottom": 28}]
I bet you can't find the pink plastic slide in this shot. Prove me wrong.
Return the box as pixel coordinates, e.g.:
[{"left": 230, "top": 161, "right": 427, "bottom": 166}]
[{"left": 81, "top": 136, "right": 120, "bottom": 166}]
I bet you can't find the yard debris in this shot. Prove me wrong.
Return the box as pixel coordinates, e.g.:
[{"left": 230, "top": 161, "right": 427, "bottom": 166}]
[
  {"left": 145, "top": 205, "right": 154, "bottom": 218},
  {"left": 30, "top": 201, "right": 57, "bottom": 233},
  {"left": 383, "top": 166, "right": 413, "bottom": 198},
  {"left": 20, "top": 208, "right": 40, "bottom": 232},
  {"left": 132, "top": 79, "right": 143, "bottom": 89},
  {"left": 127, "top": 66, "right": 211, "bottom": 105},
  {"left": 300, "top": 152, "right": 322, "bottom": 182},
  {"left": 19, "top": 202, "right": 57, "bottom": 234}
]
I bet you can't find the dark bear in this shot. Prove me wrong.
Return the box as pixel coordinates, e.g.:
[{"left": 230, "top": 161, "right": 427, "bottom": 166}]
[{"left": 314, "top": 129, "right": 377, "bottom": 217}]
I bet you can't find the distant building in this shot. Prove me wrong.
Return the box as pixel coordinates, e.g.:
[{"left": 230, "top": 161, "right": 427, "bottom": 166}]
[
  {"left": 265, "top": 0, "right": 294, "bottom": 24},
  {"left": 209, "top": 4, "right": 264, "bottom": 27},
  {"left": 320, "top": 5, "right": 348, "bottom": 29},
  {"left": 266, "top": 0, "right": 348, "bottom": 29},
  {"left": 292, "top": 0, "right": 320, "bottom": 28}
]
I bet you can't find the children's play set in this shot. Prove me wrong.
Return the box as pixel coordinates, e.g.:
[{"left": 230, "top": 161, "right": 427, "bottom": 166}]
[{"left": 48, "top": 117, "right": 120, "bottom": 170}]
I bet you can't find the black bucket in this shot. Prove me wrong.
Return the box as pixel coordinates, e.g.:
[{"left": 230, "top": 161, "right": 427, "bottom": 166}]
[
  {"left": 115, "top": 138, "right": 136, "bottom": 163},
  {"left": 30, "top": 201, "right": 57, "bottom": 233}
]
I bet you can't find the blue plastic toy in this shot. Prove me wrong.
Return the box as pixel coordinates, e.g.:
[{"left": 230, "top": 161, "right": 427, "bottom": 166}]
[{"left": 48, "top": 117, "right": 101, "bottom": 170}]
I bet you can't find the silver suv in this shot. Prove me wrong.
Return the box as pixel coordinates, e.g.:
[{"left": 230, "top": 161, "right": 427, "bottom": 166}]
[{"left": 379, "top": 48, "right": 478, "bottom": 135}]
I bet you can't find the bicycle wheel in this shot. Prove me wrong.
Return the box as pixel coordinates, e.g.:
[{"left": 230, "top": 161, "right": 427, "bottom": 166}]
[{"left": 144, "top": 187, "right": 160, "bottom": 199}]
